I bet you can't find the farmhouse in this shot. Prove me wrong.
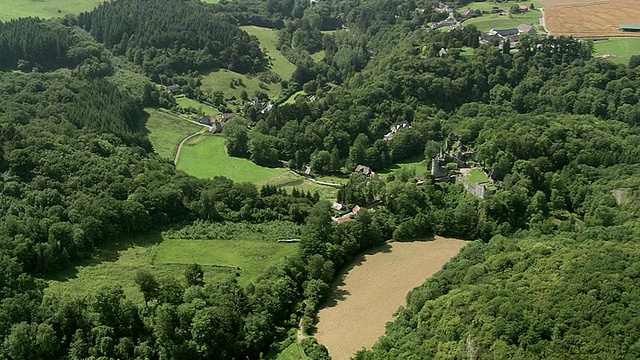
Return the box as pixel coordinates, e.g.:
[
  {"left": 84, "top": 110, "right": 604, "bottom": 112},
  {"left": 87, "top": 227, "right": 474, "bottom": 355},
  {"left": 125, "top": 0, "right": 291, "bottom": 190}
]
[
  {"left": 384, "top": 120, "right": 411, "bottom": 140},
  {"left": 355, "top": 165, "right": 375, "bottom": 176},
  {"left": 431, "top": 17, "right": 457, "bottom": 30},
  {"left": 166, "top": 84, "right": 181, "bottom": 94},
  {"left": 518, "top": 23, "right": 536, "bottom": 35},
  {"left": 518, "top": 4, "right": 529, "bottom": 12}
]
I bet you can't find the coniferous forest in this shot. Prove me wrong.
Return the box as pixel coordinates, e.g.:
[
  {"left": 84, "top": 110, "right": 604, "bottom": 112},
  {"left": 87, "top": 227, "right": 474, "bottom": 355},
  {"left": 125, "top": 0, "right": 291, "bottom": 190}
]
[{"left": 1, "top": 0, "right": 640, "bottom": 358}]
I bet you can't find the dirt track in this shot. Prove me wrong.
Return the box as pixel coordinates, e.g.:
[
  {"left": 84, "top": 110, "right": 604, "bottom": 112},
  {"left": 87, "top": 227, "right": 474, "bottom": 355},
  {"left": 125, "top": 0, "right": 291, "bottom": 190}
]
[
  {"left": 542, "top": 0, "right": 640, "bottom": 37},
  {"left": 314, "top": 237, "right": 468, "bottom": 360}
]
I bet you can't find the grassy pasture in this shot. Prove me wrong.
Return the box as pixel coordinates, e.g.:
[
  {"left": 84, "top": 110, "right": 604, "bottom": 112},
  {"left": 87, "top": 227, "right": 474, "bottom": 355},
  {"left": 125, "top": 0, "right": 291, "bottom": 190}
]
[
  {"left": 275, "top": 342, "right": 306, "bottom": 360},
  {"left": 155, "top": 239, "right": 298, "bottom": 285},
  {"left": 0, "top": 0, "right": 102, "bottom": 21},
  {"left": 594, "top": 38, "right": 640, "bottom": 65},
  {"left": 145, "top": 109, "right": 202, "bottom": 160},
  {"left": 262, "top": 171, "right": 340, "bottom": 202},
  {"left": 378, "top": 155, "right": 429, "bottom": 179},
  {"left": 176, "top": 134, "right": 288, "bottom": 182},
  {"left": 175, "top": 97, "right": 220, "bottom": 117},
  {"left": 44, "top": 231, "right": 298, "bottom": 304},
  {"left": 463, "top": 10, "right": 542, "bottom": 32},
  {"left": 201, "top": 69, "right": 283, "bottom": 100},
  {"left": 241, "top": 26, "right": 296, "bottom": 80}
]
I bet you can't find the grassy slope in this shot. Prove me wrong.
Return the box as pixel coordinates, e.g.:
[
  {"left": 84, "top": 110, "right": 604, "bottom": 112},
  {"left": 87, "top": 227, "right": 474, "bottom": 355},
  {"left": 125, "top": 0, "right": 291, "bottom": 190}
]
[
  {"left": 241, "top": 25, "right": 296, "bottom": 80},
  {"left": 44, "top": 234, "right": 297, "bottom": 304},
  {"left": 155, "top": 239, "right": 298, "bottom": 285},
  {"left": 0, "top": 0, "right": 102, "bottom": 21},
  {"left": 145, "top": 109, "right": 202, "bottom": 160},
  {"left": 463, "top": 10, "right": 542, "bottom": 32},
  {"left": 378, "top": 155, "right": 429, "bottom": 179},
  {"left": 594, "top": 38, "right": 640, "bottom": 65},
  {"left": 175, "top": 97, "right": 221, "bottom": 117},
  {"left": 176, "top": 135, "right": 288, "bottom": 182},
  {"left": 275, "top": 343, "right": 306, "bottom": 360},
  {"left": 261, "top": 171, "right": 340, "bottom": 202},
  {"left": 201, "top": 69, "right": 283, "bottom": 100}
]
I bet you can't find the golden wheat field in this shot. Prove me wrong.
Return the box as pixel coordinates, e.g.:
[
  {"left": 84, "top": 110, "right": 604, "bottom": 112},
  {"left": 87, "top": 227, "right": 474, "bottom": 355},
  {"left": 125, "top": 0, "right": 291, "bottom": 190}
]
[
  {"left": 542, "top": 0, "right": 640, "bottom": 37},
  {"left": 314, "top": 237, "right": 468, "bottom": 360}
]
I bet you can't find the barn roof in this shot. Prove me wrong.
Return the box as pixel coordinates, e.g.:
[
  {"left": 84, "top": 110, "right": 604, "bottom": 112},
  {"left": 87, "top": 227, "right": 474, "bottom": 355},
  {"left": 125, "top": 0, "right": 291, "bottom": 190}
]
[{"left": 620, "top": 24, "right": 640, "bottom": 31}]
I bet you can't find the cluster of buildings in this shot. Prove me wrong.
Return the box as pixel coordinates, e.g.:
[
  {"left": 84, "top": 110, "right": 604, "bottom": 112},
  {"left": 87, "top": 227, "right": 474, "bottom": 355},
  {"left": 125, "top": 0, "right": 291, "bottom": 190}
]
[
  {"left": 480, "top": 23, "right": 537, "bottom": 46},
  {"left": 430, "top": 134, "right": 496, "bottom": 199},
  {"left": 194, "top": 112, "right": 236, "bottom": 133}
]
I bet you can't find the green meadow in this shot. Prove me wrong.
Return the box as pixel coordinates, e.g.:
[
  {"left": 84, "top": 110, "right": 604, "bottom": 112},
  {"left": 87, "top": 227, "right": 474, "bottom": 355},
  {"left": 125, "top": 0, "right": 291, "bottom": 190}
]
[
  {"left": 145, "top": 109, "right": 203, "bottom": 160},
  {"left": 594, "top": 38, "right": 640, "bottom": 65},
  {"left": 241, "top": 25, "right": 297, "bottom": 80},
  {"left": 259, "top": 171, "right": 340, "bottom": 202},
  {"left": 44, "top": 233, "right": 298, "bottom": 304},
  {"left": 201, "top": 69, "right": 283, "bottom": 100},
  {"left": 175, "top": 97, "right": 221, "bottom": 117},
  {"left": 176, "top": 134, "right": 288, "bottom": 182},
  {"left": 463, "top": 10, "right": 541, "bottom": 32},
  {"left": 0, "top": 0, "right": 102, "bottom": 21},
  {"left": 379, "top": 155, "right": 429, "bottom": 179},
  {"left": 155, "top": 239, "right": 298, "bottom": 284},
  {"left": 274, "top": 342, "right": 306, "bottom": 360}
]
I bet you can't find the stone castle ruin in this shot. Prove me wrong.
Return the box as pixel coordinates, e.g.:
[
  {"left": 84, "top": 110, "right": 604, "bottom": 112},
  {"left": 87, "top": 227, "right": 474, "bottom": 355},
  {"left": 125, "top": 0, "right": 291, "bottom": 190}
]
[{"left": 430, "top": 134, "right": 496, "bottom": 199}]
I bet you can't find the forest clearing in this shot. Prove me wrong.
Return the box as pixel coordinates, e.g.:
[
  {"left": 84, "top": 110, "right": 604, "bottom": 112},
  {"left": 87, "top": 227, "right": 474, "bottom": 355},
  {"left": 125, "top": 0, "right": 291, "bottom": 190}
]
[
  {"left": 240, "top": 26, "right": 297, "bottom": 80},
  {"left": 175, "top": 135, "right": 289, "bottom": 182},
  {"left": 543, "top": 0, "right": 640, "bottom": 37},
  {"left": 314, "top": 238, "right": 468, "bottom": 360},
  {"left": 44, "top": 228, "right": 299, "bottom": 304}
]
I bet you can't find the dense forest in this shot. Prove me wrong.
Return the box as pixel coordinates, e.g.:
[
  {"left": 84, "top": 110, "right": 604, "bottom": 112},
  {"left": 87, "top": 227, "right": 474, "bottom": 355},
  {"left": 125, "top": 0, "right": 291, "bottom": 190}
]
[{"left": 0, "top": 0, "right": 640, "bottom": 358}]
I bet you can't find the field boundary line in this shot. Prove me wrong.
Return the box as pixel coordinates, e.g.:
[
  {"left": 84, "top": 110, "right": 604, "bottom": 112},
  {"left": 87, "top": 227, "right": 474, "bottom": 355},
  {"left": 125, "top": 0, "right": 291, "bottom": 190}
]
[{"left": 174, "top": 129, "right": 207, "bottom": 165}]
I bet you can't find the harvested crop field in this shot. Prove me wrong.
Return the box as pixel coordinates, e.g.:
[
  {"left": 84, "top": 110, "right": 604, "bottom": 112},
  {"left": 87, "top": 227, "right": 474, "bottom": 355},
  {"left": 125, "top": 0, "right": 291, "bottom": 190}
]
[
  {"left": 314, "top": 237, "right": 468, "bottom": 360},
  {"left": 543, "top": 0, "right": 640, "bottom": 37}
]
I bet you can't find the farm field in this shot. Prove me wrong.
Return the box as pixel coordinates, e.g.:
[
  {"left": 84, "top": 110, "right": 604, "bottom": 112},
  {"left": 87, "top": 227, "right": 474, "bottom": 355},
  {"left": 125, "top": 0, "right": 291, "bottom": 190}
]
[
  {"left": 0, "top": 0, "right": 102, "bottom": 21},
  {"left": 543, "top": 0, "right": 640, "bottom": 37},
  {"left": 145, "top": 109, "right": 203, "bottom": 160},
  {"left": 594, "top": 38, "right": 640, "bottom": 64},
  {"left": 314, "top": 237, "right": 468, "bottom": 360},
  {"left": 201, "top": 69, "right": 283, "bottom": 100},
  {"left": 44, "top": 233, "right": 297, "bottom": 304},
  {"left": 176, "top": 134, "right": 288, "bottom": 183},
  {"left": 463, "top": 10, "right": 542, "bottom": 32},
  {"left": 241, "top": 26, "right": 297, "bottom": 80}
]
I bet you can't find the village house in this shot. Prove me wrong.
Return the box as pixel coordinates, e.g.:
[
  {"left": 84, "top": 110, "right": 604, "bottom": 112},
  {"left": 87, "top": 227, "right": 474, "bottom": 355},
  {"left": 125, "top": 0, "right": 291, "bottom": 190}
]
[
  {"left": 518, "top": 4, "right": 529, "bottom": 12},
  {"left": 383, "top": 120, "right": 411, "bottom": 140},
  {"left": 166, "top": 84, "right": 181, "bottom": 94},
  {"left": 220, "top": 112, "right": 236, "bottom": 122},
  {"left": 431, "top": 17, "right": 457, "bottom": 30},
  {"left": 354, "top": 165, "right": 375, "bottom": 177}
]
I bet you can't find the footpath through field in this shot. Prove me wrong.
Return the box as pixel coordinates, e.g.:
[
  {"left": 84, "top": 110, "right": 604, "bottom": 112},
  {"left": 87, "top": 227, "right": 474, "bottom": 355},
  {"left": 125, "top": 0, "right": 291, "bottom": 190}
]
[
  {"left": 314, "top": 237, "right": 468, "bottom": 360},
  {"left": 174, "top": 129, "right": 207, "bottom": 165}
]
